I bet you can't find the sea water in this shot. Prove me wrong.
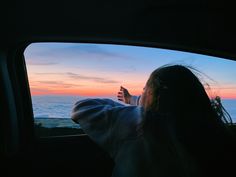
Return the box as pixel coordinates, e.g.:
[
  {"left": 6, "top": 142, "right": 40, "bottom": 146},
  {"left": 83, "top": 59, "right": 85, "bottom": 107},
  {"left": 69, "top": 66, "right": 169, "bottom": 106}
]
[{"left": 32, "top": 96, "right": 236, "bottom": 127}]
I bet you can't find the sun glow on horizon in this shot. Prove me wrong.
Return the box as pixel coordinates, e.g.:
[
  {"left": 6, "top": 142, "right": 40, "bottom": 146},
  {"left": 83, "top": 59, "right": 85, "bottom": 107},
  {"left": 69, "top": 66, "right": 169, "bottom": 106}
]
[{"left": 29, "top": 85, "right": 236, "bottom": 99}]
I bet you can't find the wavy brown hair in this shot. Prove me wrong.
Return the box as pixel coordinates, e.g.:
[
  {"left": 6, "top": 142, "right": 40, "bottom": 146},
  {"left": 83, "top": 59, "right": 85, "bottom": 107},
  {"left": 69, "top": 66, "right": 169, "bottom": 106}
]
[{"left": 141, "top": 65, "right": 235, "bottom": 177}]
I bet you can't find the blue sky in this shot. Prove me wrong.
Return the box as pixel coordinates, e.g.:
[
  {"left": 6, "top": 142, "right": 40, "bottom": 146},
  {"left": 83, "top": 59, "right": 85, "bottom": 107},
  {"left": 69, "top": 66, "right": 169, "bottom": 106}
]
[{"left": 24, "top": 42, "right": 236, "bottom": 98}]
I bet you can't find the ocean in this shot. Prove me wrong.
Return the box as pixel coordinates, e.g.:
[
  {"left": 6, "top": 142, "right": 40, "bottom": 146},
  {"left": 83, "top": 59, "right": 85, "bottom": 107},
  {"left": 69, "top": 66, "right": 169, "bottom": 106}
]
[{"left": 32, "top": 96, "right": 236, "bottom": 128}]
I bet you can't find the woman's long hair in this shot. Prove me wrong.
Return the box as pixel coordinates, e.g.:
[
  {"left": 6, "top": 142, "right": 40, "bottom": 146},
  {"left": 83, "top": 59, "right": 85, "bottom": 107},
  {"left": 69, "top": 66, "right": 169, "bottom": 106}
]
[{"left": 142, "top": 65, "right": 235, "bottom": 177}]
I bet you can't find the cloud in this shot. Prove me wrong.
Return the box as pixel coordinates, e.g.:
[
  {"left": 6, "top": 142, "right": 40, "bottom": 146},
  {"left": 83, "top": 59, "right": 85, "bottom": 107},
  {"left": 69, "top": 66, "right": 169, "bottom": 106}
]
[
  {"left": 36, "top": 81, "right": 83, "bottom": 88},
  {"left": 27, "top": 60, "right": 58, "bottom": 65},
  {"left": 39, "top": 81, "right": 62, "bottom": 84},
  {"left": 31, "top": 87, "right": 49, "bottom": 92},
  {"left": 34, "top": 72, "right": 119, "bottom": 84},
  {"left": 25, "top": 43, "right": 132, "bottom": 63},
  {"left": 30, "top": 88, "right": 50, "bottom": 93},
  {"left": 35, "top": 72, "right": 61, "bottom": 75},
  {"left": 66, "top": 72, "right": 119, "bottom": 84},
  {"left": 64, "top": 45, "right": 122, "bottom": 58},
  {"left": 211, "top": 86, "right": 236, "bottom": 90}
]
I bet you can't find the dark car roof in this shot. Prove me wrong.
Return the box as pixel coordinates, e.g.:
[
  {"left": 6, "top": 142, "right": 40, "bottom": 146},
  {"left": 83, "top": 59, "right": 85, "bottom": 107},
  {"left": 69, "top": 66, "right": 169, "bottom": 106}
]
[{"left": 1, "top": 0, "right": 236, "bottom": 60}]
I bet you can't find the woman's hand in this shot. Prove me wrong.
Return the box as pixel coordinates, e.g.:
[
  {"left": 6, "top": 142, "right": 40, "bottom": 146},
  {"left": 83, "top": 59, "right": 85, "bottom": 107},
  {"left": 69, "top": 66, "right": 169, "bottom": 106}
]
[{"left": 117, "top": 86, "right": 132, "bottom": 104}]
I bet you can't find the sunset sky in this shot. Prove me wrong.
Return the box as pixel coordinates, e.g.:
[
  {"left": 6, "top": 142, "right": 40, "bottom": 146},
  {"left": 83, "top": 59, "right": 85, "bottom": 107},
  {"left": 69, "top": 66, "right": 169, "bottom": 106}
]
[{"left": 24, "top": 43, "right": 236, "bottom": 99}]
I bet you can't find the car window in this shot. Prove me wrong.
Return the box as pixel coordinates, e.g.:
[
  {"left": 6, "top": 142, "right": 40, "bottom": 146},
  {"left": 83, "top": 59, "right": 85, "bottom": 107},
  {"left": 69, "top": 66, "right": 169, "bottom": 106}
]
[{"left": 24, "top": 43, "right": 236, "bottom": 137}]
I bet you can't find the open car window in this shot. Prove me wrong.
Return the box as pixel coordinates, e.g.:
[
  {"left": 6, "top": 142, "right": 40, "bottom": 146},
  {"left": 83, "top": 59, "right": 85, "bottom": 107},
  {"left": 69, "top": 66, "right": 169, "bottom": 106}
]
[{"left": 24, "top": 43, "right": 236, "bottom": 137}]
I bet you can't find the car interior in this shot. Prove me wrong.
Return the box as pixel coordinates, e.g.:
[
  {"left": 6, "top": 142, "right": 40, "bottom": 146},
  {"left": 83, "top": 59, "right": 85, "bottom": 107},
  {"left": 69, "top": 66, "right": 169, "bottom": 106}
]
[{"left": 1, "top": 0, "right": 236, "bottom": 177}]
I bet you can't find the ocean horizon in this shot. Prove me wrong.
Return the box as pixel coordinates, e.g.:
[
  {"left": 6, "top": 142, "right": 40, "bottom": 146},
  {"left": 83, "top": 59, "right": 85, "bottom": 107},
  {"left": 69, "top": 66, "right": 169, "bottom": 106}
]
[{"left": 32, "top": 95, "right": 236, "bottom": 123}]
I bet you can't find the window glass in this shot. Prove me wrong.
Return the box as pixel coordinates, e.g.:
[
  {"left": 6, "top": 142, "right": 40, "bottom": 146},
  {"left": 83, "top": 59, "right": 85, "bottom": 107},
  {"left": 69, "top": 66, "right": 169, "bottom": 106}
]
[{"left": 24, "top": 43, "right": 236, "bottom": 136}]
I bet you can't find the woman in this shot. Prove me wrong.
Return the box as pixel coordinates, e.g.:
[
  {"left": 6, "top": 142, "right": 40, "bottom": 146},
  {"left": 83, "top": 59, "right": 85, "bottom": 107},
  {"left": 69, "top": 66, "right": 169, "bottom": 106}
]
[{"left": 71, "top": 65, "right": 235, "bottom": 177}]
